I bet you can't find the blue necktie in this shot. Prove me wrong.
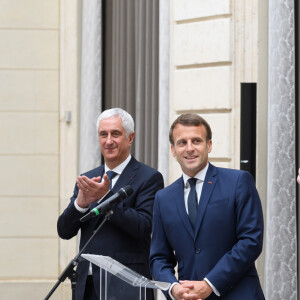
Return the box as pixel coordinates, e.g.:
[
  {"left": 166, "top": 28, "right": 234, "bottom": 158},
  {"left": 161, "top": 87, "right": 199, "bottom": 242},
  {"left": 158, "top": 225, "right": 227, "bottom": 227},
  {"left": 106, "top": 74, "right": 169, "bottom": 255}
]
[
  {"left": 106, "top": 170, "right": 118, "bottom": 190},
  {"left": 188, "top": 178, "right": 198, "bottom": 228}
]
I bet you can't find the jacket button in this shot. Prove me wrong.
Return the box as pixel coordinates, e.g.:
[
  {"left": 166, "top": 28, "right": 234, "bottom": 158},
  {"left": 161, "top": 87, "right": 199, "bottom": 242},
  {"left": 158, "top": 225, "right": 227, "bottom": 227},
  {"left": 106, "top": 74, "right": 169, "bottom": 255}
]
[{"left": 195, "top": 248, "right": 201, "bottom": 254}]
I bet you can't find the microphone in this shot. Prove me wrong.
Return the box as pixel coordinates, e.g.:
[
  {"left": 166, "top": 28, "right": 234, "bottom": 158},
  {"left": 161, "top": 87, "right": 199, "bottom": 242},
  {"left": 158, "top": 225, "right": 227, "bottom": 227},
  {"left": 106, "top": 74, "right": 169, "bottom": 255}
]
[{"left": 80, "top": 185, "right": 133, "bottom": 222}]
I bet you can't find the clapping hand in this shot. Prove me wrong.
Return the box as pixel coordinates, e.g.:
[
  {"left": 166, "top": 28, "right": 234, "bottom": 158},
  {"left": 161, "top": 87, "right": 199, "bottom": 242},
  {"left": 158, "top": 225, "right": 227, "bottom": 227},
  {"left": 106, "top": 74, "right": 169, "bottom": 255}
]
[{"left": 76, "top": 174, "right": 110, "bottom": 208}]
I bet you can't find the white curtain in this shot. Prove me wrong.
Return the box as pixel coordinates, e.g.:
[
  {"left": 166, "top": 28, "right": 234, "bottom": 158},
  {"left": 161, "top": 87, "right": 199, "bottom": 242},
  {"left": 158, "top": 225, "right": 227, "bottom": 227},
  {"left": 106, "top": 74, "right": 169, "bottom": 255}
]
[
  {"left": 265, "top": 0, "right": 297, "bottom": 298},
  {"left": 79, "top": 0, "right": 102, "bottom": 174}
]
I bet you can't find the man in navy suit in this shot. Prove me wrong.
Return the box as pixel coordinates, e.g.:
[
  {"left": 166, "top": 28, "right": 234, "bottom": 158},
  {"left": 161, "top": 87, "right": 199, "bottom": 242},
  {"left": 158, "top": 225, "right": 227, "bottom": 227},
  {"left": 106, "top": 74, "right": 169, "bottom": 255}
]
[
  {"left": 150, "top": 114, "right": 264, "bottom": 299},
  {"left": 58, "top": 108, "right": 164, "bottom": 300}
]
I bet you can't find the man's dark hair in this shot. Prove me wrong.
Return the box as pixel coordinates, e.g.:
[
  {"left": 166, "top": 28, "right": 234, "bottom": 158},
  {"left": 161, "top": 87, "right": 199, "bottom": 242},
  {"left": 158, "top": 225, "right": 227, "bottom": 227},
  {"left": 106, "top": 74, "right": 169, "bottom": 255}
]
[{"left": 169, "top": 114, "right": 212, "bottom": 145}]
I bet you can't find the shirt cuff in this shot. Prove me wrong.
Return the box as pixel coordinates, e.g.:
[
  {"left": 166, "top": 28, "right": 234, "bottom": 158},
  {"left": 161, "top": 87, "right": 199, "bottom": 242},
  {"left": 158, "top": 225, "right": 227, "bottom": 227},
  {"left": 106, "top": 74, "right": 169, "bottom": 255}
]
[
  {"left": 204, "top": 277, "right": 220, "bottom": 297},
  {"left": 74, "top": 199, "right": 90, "bottom": 213},
  {"left": 168, "top": 282, "right": 179, "bottom": 300}
]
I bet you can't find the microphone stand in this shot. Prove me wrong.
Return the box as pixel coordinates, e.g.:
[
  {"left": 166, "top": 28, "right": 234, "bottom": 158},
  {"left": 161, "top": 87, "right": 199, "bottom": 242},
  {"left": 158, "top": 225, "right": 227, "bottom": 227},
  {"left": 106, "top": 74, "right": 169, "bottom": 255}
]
[{"left": 44, "top": 210, "right": 114, "bottom": 300}]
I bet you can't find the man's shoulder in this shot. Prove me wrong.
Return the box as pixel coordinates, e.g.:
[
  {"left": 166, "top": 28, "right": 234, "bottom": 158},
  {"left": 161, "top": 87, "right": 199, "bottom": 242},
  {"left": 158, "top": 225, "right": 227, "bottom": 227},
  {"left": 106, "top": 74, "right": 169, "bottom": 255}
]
[
  {"left": 131, "top": 157, "right": 163, "bottom": 176},
  {"left": 212, "top": 164, "right": 254, "bottom": 183},
  {"left": 138, "top": 161, "right": 161, "bottom": 174},
  {"left": 81, "top": 165, "right": 104, "bottom": 177},
  {"left": 215, "top": 166, "right": 242, "bottom": 175}
]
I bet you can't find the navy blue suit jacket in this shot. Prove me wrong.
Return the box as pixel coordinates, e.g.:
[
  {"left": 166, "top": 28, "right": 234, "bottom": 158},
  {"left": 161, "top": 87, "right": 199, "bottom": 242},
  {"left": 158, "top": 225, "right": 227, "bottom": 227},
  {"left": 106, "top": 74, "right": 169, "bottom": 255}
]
[
  {"left": 58, "top": 156, "right": 164, "bottom": 300},
  {"left": 150, "top": 163, "right": 264, "bottom": 299}
]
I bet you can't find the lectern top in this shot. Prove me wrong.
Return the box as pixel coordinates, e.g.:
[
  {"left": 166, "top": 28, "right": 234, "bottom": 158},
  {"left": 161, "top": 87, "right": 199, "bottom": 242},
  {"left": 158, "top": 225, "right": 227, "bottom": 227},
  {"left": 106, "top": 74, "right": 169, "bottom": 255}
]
[{"left": 81, "top": 254, "right": 170, "bottom": 291}]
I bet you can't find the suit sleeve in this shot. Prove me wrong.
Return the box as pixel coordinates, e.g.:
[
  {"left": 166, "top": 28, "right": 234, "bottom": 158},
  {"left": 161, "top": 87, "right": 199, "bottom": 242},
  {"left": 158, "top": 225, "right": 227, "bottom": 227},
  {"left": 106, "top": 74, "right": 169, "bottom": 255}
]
[
  {"left": 109, "top": 171, "right": 164, "bottom": 240},
  {"left": 57, "top": 183, "right": 86, "bottom": 239},
  {"left": 205, "top": 171, "right": 264, "bottom": 294},
  {"left": 150, "top": 192, "right": 178, "bottom": 285}
]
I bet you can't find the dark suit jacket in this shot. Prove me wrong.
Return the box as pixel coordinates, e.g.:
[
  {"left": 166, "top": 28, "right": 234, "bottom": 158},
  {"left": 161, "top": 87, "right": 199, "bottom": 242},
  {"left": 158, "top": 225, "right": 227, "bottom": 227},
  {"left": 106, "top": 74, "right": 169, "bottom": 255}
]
[
  {"left": 150, "top": 163, "right": 264, "bottom": 300},
  {"left": 57, "top": 156, "right": 164, "bottom": 300}
]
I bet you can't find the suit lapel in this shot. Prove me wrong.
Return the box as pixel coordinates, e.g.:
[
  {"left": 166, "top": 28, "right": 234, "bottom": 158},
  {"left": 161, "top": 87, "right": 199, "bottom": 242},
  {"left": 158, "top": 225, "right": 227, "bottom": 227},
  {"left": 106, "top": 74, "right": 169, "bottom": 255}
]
[
  {"left": 174, "top": 177, "right": 194, "bottom": 239},
  {"left": 194, "top": 163, "right": 217, "bottom": 239},
  {"left": 112, "top": 156, "right": 138, "bottom": 192}
]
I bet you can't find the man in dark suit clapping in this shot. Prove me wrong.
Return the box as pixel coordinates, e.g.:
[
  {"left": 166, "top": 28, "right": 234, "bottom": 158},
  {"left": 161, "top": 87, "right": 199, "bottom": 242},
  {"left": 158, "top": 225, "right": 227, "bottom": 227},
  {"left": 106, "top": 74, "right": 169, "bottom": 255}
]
[{"left": 58, "top": 108, "right": 164, "bottom": 300}]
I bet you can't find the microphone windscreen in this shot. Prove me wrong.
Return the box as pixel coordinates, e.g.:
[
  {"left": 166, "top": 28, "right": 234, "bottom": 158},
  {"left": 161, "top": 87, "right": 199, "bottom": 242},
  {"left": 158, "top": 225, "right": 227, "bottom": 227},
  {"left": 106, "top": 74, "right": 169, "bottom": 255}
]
[{"left": 122, "top": 185, "right": 133, "bottom": 197}]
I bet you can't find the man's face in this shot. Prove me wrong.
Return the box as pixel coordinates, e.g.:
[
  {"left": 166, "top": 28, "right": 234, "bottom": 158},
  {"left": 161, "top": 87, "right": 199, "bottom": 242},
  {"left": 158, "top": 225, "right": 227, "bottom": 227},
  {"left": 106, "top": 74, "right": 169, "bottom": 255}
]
[
  {"left": 98, "top": 116, "right": 134, "bottom": 169},
  {"left": 171, "top": 124, "right": 212, "bottom": 177}
]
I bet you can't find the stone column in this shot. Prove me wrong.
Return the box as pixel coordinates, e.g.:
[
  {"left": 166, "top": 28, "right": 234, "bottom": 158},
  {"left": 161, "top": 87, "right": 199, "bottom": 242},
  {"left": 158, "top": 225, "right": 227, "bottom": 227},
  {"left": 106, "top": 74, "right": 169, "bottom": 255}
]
[
  {"left": 79, "top": 0, "right": 102, "bottom": 173},
  {"left": 265, "top": 0, "right": 297, "bottom": 298}
]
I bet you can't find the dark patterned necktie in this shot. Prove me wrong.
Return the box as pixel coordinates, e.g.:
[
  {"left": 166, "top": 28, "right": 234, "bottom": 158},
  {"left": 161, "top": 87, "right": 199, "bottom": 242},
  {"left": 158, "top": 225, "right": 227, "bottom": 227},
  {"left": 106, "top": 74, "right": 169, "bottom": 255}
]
[
  {"left": 106, "top": 170, "right": 118, "bottom": 190},
  {"left": 188, "top": 178, "right": 198, "bottom": 228}
]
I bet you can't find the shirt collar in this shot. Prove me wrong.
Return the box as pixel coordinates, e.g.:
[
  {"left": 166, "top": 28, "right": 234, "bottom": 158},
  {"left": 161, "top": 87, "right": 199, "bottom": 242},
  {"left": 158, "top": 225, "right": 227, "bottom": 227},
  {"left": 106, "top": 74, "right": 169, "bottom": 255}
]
[
  {"left": 183, "top": 162, "right": 209, "bottom": 188},
  {"left": 104, "top": 154, "right": 132, "bottom": 175}
]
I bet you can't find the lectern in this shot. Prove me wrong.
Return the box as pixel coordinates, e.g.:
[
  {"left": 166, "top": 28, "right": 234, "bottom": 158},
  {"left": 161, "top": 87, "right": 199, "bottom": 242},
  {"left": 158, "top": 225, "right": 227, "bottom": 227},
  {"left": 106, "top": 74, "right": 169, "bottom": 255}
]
[{"left": 81, "top": 254, "right": 170, "bottom": 300}]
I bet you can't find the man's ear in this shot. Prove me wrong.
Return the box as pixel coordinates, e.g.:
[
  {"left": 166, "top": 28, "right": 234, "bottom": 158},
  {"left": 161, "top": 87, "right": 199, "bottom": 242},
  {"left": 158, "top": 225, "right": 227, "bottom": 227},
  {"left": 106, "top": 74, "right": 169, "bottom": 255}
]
[
  {"left": 207, "top": 140, "right": 212, "bottom": 153},
  {"left": 171, "top": 144, "right": 176, "bottom": 157},
  {"left": 128, "top": 132, "right": 135, "bottom": 145}
]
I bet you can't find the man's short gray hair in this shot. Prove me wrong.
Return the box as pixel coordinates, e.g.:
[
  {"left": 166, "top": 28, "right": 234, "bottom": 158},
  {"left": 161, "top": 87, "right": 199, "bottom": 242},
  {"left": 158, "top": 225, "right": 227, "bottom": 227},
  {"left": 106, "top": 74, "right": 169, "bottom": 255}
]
[{"left": 96, "top": 108, "right": 135, "bottom": 137}]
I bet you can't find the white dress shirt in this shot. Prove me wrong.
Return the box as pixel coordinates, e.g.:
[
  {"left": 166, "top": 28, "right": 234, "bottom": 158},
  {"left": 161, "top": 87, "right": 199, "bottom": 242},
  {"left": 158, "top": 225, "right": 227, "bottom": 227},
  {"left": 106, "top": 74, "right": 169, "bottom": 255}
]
[{"left": 182, "top": 163, "right": 209, "bottom": 212}]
